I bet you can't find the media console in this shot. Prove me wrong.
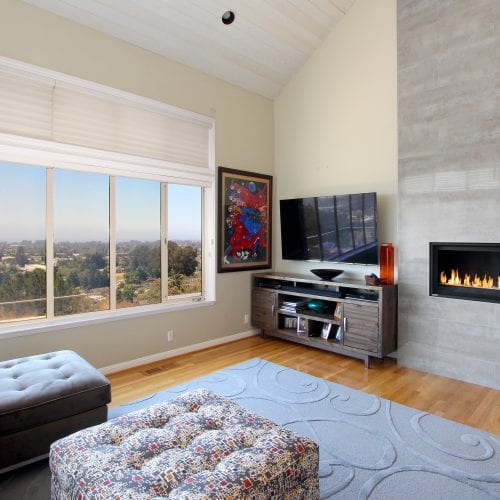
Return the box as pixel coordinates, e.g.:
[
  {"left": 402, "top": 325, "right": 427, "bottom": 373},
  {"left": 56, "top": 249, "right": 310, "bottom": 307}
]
[{"left": 251, "top": 272, "right": 397, "bottom": 368}]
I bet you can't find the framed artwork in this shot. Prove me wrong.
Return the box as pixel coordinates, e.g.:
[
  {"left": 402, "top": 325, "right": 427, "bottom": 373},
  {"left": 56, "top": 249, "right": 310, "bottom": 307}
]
[
  {"left": 321, "top": 323, "right": 332, "bottom": 339},
  {"left": 218, "top": 167, "right": 273, "bottom": 272},
  {"left": 297, "top": 317, "right": 307, "bottom": 334},
  {"left": 333, "top": 302, "right": 342, "bottom": 320}
]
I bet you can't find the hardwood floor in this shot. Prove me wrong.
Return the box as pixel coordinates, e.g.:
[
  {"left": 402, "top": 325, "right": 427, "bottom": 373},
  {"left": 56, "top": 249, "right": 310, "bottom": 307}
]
[{"left": 107, "top": 335, "right": 500, "bottom": 435}]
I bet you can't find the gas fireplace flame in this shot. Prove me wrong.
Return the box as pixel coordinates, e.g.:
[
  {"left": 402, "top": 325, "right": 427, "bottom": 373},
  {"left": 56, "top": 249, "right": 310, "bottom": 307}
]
[{"left": 440, "top": 269, "right": 500, "bottom": 289}]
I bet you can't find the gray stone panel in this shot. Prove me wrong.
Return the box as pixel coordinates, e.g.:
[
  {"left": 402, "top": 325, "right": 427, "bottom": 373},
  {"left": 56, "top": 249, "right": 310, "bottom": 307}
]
[{"left": 397, "top": 0, "right": 500, "bottom": 389}]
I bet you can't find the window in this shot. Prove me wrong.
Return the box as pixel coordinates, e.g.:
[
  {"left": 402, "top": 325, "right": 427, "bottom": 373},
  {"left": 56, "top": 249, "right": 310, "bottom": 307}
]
[
  {"left": 168, "top": 184, "right": 202, "bottom": 297},
  {"left": 54, "top": 170, "right": 110, "bottom": 316},
  {"left": 0, "top": 162, "right": 46, "bottom": 322},
  {"left": 0, "top": 56, "right": 215, "bottom": 330},
  {"left": 0, "top": 165, "right": 211, "bottom": 326},
  {"left": 116, "top": 177, "right": 161, "bottom": 309}
]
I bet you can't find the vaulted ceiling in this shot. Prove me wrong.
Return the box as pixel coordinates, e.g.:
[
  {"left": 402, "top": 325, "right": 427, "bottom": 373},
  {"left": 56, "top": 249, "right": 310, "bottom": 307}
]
[{"left": 22, "top": 0, "right": 356, "bottom": 99}]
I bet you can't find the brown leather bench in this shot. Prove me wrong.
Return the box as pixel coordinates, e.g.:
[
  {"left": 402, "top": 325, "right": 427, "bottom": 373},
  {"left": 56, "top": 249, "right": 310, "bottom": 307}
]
[{"left": 0, "top": 350, "right": 111, "bottom": 472}]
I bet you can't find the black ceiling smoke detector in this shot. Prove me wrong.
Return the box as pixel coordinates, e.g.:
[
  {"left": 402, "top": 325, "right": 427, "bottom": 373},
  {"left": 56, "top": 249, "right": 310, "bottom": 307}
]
[{"left": 222, "top": 11, "right": 235, "bottom": 25}]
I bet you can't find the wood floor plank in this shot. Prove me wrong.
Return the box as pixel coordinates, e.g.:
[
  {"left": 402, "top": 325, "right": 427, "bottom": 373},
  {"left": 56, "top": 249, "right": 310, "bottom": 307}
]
[{"left": 106, "top": 336, "right": 500, "bottom": 435}]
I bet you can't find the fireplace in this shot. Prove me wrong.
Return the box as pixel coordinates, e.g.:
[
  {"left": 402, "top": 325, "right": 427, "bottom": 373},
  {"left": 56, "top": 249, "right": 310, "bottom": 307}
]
[{"left": 429, "top": 243, "right": 500, "bottom": 303}]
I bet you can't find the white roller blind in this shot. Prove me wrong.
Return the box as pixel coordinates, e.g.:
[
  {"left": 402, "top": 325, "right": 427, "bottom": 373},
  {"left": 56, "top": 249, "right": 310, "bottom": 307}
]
[{"left": 0, "top": 59, "right": 212, "bottom": 171}]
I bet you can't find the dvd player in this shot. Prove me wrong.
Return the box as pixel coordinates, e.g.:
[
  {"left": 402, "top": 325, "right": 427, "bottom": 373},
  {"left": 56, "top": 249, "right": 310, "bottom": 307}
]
[
  {"left": 345, "top": 292, "right": 378, "bottom": 301},
  {"left": 281, "top": 285, "right": 343, "bottom": 298}
]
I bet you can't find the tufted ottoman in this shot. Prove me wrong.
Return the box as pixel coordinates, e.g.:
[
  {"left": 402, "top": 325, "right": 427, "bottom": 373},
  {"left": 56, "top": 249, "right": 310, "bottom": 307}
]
[
  {"left": 0, "top": 350, "right": 111, "bottom": 472},
  {"left": 50, "top": 388, "right": 319, "bottom": 499}
]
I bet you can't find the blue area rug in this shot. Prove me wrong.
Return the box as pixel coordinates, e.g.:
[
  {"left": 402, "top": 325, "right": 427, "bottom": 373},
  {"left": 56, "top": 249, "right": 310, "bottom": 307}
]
[
  {"left": 1, "top": 358, "right": 499, "bottom": 499},
  {"left": 108, "top": 358, "right": 500, "bottom": 499}
]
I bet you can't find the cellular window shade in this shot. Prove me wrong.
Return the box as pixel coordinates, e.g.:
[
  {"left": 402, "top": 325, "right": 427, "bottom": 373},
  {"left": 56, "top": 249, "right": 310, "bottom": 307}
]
[
  {"left": 53, "top": 86, "right": 210, "bottom": 168},
  {"left": 0, "top": 63, "right": 211, "bottom": 170},
  {"left": 0, "top": 68, "right": 54, "bottom": 140}
]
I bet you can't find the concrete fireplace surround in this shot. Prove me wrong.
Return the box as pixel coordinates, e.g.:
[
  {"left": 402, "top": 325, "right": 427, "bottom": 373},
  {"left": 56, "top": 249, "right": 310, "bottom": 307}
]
[{"left": 397, "top": 0, "right": 500, "bottom": 389}]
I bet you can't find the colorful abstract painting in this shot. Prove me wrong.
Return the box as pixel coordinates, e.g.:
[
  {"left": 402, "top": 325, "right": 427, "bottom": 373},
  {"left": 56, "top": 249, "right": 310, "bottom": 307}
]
[{"left": 218, "top": 167, "right": 272, "bottom": 272}]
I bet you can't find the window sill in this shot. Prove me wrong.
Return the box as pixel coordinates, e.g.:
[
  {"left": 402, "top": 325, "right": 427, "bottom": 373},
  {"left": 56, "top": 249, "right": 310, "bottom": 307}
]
[{"left": 0, "top": 299, "right": 215, "bottom": 340}]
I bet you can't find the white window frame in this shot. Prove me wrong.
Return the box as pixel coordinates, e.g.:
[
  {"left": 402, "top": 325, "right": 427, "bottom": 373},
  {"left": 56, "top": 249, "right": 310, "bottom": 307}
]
[{"left": 0, "top": 59, "right": 216, "bottom": 339}]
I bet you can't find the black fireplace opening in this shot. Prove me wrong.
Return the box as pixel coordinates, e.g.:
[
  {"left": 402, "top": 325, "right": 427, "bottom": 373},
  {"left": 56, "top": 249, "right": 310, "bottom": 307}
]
[{"left": 430, "top": 242, "right": 500, "bottom": 303}]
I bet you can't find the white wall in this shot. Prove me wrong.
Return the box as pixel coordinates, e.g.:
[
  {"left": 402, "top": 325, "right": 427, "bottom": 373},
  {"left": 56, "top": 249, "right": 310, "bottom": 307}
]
[
  {"left": 274, "top": 0, "right": 398, "bottom": 280},
  {"left": 0, "top": 0, "right": 273, "bottom": 369}
]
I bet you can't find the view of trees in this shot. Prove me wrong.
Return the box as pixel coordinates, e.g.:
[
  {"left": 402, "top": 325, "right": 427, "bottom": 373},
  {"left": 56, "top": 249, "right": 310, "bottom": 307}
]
[
  {"left": 117, "top": 243, "right": 160, "bottom": 307},
  {"left": 54, "top": 243, "right": 111, "bottom": 316},
  {"left": 0, "top": 239, "right": 201, "bottom": 322},
  {"left": 0, "top": 241, "right": 47, "bottom": 321}
]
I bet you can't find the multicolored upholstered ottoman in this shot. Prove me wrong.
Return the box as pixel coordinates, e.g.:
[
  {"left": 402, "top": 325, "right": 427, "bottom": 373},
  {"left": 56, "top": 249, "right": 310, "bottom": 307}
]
[
  {"left": 50, "top": 388, "right": 319, "bottom": 499},
  {"left": 0, "top": 350, "right": 110, "bottom": 472}
]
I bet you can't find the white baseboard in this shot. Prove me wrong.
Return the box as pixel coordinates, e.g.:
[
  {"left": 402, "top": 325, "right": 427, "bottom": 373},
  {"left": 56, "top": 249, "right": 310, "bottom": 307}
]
[{"left": 99, "top": 329, "right": 260, "bottom": 375}]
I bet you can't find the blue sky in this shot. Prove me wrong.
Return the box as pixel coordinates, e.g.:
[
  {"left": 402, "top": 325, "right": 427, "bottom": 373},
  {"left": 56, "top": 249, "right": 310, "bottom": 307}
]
[
  {"left": 0, "top": 162, "right": 201, "bottom": 242},
  {"left": 0, "top": 163, "right": 45, "bottom": 241}
]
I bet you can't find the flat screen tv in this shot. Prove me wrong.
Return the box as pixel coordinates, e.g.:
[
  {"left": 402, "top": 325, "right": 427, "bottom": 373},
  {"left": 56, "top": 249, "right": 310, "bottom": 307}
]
[{"left": 280, "top": 192, "right": 378, "bottom": 264}]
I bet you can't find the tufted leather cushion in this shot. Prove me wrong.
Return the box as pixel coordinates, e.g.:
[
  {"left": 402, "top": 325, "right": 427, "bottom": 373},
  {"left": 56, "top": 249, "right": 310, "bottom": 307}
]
[
  {"left": 0, "top": 350, "right": 111, "bottom": 436},
  {"left": 50, "top": 388, "right": 319, "bottom": 499}
]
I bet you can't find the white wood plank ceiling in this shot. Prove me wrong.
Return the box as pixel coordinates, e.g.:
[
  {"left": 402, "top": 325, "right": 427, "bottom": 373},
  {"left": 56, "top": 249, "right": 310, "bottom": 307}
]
[{"left": 22, "top": 0, "right": 356, "bottom": 99}]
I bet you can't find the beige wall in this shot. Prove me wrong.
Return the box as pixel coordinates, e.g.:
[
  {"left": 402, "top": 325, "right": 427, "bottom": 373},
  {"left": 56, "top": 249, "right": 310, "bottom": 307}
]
[
  {"left": 274, "top": 0, "right": 398, "bottom": 279},
  {"left": 0, "top": 0, "right": 398, "bottom": 368},
  {"left": 0, "top": 0, "right": 274, "bottom": 368}
]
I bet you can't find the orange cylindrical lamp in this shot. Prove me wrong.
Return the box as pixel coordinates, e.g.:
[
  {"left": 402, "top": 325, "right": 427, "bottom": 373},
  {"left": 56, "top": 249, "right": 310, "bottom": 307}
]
[{"left": 380, "top": 243, "right": 394, "bottom": 285}]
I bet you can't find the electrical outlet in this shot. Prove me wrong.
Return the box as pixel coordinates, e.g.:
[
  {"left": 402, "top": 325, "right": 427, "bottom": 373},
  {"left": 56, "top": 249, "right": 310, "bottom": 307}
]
[
  {"left": 167, "top": 330, "right": 174, "bottom": 342},
  {"left": 244, "top": 313, "right": 249, "bottom": 324}
]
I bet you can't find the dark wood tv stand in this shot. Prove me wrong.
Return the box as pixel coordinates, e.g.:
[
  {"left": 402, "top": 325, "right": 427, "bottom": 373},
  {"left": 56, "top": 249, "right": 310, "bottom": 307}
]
[{"left": 251, "top": 272, "right": 397, "bottom": 368}]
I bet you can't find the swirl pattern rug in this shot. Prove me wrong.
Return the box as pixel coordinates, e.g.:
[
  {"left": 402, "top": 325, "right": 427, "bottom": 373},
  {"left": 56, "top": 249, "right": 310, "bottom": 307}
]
[
  {"left": 109, "top": 358, "right": 500, "bottom": 499},
  {"left": 1, "top": 358, "right": 499, "bottom": 499}
]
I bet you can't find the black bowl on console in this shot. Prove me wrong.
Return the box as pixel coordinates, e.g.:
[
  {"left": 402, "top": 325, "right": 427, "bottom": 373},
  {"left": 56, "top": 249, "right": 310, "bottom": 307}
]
[{"left": 310, "top": 268, "right": 344, "bottom": 281}]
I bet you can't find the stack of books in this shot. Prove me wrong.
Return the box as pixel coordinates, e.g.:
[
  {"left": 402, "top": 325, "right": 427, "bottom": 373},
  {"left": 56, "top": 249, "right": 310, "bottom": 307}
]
[{"left": 281, "top": 299, "right": 308, "bottom": 313}]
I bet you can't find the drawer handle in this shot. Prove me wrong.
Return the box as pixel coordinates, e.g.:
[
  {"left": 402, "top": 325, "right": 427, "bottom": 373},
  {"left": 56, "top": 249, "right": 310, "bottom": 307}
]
[{"left": 343, "top": 317, "right": 348, "bottom": 332}]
